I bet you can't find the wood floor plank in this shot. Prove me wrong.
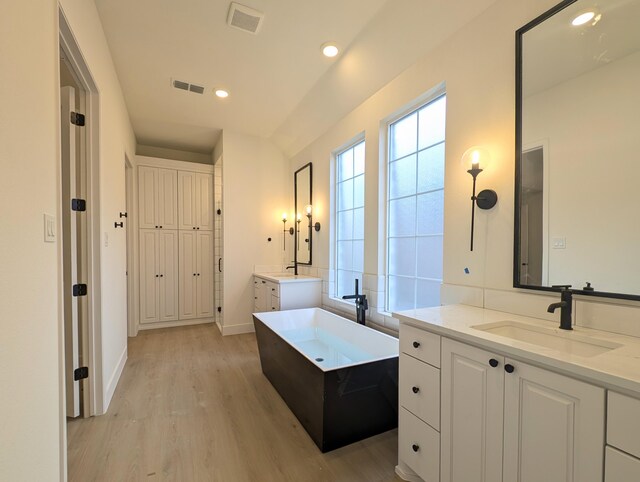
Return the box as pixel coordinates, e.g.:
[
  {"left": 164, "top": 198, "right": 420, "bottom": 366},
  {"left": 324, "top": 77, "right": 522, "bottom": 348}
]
[{"left": 67, "top": 324, "right": 402, "bottom": 481}]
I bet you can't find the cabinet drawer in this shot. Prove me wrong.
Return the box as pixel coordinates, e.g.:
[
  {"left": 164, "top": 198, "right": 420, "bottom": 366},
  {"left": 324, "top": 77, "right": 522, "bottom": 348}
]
[
  {"left": 400, "top": 323, "right": 440, "bottom": 368},
  {"left": 399, "top": 407, "right": 439, "bottom": 482},
  {"left": 270, "top": 295, "right": 280, "bottom": 311},
  {"left": 608, "top": 391, "right": 640, "bottom": 458},
  {"left": 605, "top": 446, "right": 640, "bottom": 481},
  {"left": 400, "top": 354, "right": 440, "bottom": 430},
  {"left": 266, "top": 281, "right": 279, "bottom": 297}
]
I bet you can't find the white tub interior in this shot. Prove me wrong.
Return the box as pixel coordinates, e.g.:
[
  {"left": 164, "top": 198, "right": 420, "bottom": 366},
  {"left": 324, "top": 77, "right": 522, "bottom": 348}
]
[{"left": 254, "top": 308, "right": 399, "bottom": 371}]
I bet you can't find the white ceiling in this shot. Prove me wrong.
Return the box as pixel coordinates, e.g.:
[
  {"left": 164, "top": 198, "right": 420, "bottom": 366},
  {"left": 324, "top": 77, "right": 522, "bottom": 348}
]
[{"left": 95, "top": 0, "right": 500, "bottom": 155}]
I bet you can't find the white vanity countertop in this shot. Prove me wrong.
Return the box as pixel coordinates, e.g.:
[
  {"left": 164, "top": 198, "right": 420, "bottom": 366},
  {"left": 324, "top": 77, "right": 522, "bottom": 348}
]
[
  {"left": 394, "top": 304, "right": 640, "bottom": 395},
  {"left": 254, "top": 272, "right": 322, "bottom": 284}
]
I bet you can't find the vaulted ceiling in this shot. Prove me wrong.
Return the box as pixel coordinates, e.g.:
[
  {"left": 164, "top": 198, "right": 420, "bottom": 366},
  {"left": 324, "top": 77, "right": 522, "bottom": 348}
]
[{"left": 95, "top": 0, "right": 499, "bottom": 156}]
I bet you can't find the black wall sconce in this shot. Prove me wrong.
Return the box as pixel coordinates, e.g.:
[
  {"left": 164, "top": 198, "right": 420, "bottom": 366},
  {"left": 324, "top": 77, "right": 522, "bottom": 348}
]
[
  {"left": 281, "top": 212, "right": 295, "bottom": 251},
  {"left": 462, "top": 147, "right": 498, "bottom": 251}
]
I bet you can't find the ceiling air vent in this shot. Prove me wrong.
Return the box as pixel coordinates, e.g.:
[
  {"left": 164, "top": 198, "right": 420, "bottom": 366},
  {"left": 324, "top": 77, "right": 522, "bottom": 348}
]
[
  {"left": 172, "top": 79, "right": 205, "bottom": 95},
  {"left": 227, "top": 2, "right": 264, "bottom": 35}
]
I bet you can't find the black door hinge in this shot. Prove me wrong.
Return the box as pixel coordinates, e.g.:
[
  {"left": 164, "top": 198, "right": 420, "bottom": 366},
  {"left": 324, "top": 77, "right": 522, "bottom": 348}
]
[
  {"left": 72, "top": 284, "right": 88, "bottom": 296},
  {"left": 71, "top": 199, "right": 86, "bottom": 211},
  {"left": 70, "top": 112, "right": 85, "bottom": 126},
  {"left": 217, "top": 307, "right": 222, "bottom": 313},
  {"left": 74, "top": 366, "right": 89, "bottom": 381}
]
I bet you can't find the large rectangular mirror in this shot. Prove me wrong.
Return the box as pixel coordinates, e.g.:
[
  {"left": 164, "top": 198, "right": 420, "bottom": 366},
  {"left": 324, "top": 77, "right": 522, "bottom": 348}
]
[
  {"left": 515, "top": 0, "right": 640, "bottom": 300},
  {"left": 294, "top": 162, "right": 313, "bottom": 266}
]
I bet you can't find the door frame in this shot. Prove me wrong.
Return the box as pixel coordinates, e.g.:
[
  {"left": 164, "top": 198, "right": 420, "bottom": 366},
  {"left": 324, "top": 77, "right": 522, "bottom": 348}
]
[
  {"left": 58, "top": 4, "right": 103, "bottom": 431},
  {"left": 125, "top": 156, "right": 139, "bottom": 337}
]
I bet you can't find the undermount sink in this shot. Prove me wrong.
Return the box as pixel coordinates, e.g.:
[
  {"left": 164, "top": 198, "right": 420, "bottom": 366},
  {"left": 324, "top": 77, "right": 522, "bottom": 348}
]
[{"left": 471, "top": 320, "right": 623, "bottom": 357}]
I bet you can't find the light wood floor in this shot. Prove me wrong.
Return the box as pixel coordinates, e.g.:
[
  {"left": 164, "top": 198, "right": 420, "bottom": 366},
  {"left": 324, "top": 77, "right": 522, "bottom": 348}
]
[{"left": 67, "top": 324, "right": 401, "bottom": 481}]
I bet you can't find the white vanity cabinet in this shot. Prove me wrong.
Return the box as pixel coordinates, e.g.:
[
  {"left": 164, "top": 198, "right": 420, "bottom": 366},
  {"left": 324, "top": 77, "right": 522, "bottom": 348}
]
[
  {"left": 398, "top": 324, "right": 606, "bottom": 482},
  {"left": 252, "top": 274, "right": 322, "bottom": 313},
  {"left": 605, "top": 392, "right": 640, "bottom": 481},
  {"left": 441, "top": 337, "right": 604, "bottom": 482}
]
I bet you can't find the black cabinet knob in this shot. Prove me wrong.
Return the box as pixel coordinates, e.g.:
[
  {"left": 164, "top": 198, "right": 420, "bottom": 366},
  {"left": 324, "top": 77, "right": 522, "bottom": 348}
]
[
  {"left": 197, "top": 227, "right": 200, "bottom": 230},
  {"left": 412, "top": 386, "right": 420, "bottom": 394},
  {"left": 155, "top": 225, "right": 158, "bottom": 228},
  {"left": 194, "top": 273, "right": 197, "bottom": 276},
  {"left": 155, "top": 274, "right": 159, "bottom": 278},
  {"left": 489, "top": 358, "right": 499, "bottom": 368},
  {"left": 412, "top": 341, "right": 420, "bottom": 348},
  {"left": 160, "top": 274, "right": 163, "bottom": 277},
  {"left": 505, "top": 364, "right": 515, "bottom": 373},
  {"left": 193, "top": 227, "right": 196, "bottom": 230},
  {"left": 412, "top": 444, "right": 420, "bottom": 453},
  {"left": 160, "top": 226, "right": 163, "bottom": 229}
]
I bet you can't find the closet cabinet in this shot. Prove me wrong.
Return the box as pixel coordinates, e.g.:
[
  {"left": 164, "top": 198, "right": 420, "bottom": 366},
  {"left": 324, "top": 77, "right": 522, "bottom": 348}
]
[
  {"left": 138, "top": 166, "right": 178, "bottom": 230},
  {"left": 440, "top": 338, "right": 605, "bottom": 482},
  {"left": 178, "top": 231, "right": 214, "bottom": 319},
  {"left": 139, "top": 230, "right": 179, "bottom": 324},
  {"left": 178, "top": 171, "right": 213, "bottom": 231},
  {"left": 137, "top": 158, "right": 214, "bottom": 330}
]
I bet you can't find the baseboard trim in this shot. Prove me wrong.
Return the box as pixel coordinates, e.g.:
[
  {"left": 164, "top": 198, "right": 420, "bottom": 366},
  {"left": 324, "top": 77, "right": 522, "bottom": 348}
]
[
  {"left": 103, "top": 345, "right": 127, "bottom": 413},
  {"left": 138, "top": 318, "right": 214, "bottom": 331},
  {"left": 222, "top": 322, "right": 255, "bottom": 336},
  {"left": 215, "top": 321, "right": 223, "bottom": 334}
]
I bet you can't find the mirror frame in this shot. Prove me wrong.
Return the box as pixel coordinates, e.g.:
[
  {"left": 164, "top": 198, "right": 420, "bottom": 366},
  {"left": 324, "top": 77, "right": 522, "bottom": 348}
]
[
  {"left": 513, "top": 0, "right": 640, "bottom": 302},
  {"left": 294, "top": 162, "right": 313, "bottom": 267}
]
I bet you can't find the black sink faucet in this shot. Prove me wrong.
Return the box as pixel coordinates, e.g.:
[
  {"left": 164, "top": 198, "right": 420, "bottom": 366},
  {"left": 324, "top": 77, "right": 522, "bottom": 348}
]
[
  {"left": 342, "top": 279, "right": 368, "bottom": 325},
  {"left": 547, "top": 285, "right": 573, "bottom": 330}
]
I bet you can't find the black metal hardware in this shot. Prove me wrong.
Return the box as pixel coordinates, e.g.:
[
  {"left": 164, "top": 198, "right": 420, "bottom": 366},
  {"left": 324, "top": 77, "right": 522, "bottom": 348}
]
[
  {"left": 412, "top": 386, "right": 420, "bottom": 394},
  {"left": 218, "top": 258, "right": 222, "bottom": 272},
  {"left": 583, "top": 282, "right": 594, "bottom": 291},
  {"left": 160, "top": 226, "right": 163, "bottom": 229},
  {"left": 262, "top": 280, "right": 266, "bottom": 284},
  {"left": 156, "top": 225, "right": 159, "bottom": 228},
  {"left": 119, "top": 212, "right": 127, "bottom": 218},
  {"left": 71, "top": 198, "right": 86, "bottom": 212},
  {"left": 489, "top": 358, "right": 499, "bottom": 368},
  {"left": 217, "top": 209, "right": 221, "bottom": 215},
  {"left": 160, "top": 274, "right": 163, "bottom": 278},
  {"left": 548, "top": 287, "right": 573, "bottom": 330},
  {"left": 341, "top": 279, "right": 368, "bottom": 325},
  {"left": 70, "top": 111, "right": 85, "bottom": 126},
  {"left": 197, "top": 273, "right": 200, "bottom": 276},
  {"left": 114, "top": 222, "right": 124, "bottom": 228},
  {"left": 196, "top": 227, "right": 200, "bottom": 230},
  {"left": 412, "top": 444, "right": 420, "bottom": 453},
  {"left": 74, "top": 366, "right": 89, "bottom": 381},
  {"left": 155, "top": 275, "right": 159, "bottom": 278},
  {"left": 267, "top": 237, "right": 272, "bottom": 242},
  {"left": 314, "top": 222, "right": 321, "bottom": 232},
  {"left": 72, "top": 284, "right": 87, "bottom": 296},
  {"left": 194, "top": 273, "right": 197, "bottom": 276},
  {"left": 217, "top": 307, "right": 222, "bottom": 313},
  {"left": 505, "top": 364, "right": 515, "bottom": 373},
  {"left": 192, "top": 227, "right": 196, "bottom": 230},
  {"left": 412, "top": 341, "right": 420, "bottom": 348}
]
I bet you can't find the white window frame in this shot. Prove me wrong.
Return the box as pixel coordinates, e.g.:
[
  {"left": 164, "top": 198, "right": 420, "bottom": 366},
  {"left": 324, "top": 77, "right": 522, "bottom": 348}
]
[
  {"left": 382, "top": 90, "right": 446, "bottom": 314},
  {"left": 332, "top": 136, "right": 366, "bottom": 302}
]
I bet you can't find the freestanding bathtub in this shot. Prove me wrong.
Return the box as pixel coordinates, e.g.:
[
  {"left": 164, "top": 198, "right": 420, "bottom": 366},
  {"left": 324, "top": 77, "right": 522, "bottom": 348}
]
[{"left": 253, "top": 307, "right": 399, "bottom": 452}]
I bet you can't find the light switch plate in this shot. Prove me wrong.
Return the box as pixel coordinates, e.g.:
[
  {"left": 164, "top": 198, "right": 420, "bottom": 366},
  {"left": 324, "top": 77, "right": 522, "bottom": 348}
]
[{"left": 44, "top": 214, "right": 55, "bottom": 242}]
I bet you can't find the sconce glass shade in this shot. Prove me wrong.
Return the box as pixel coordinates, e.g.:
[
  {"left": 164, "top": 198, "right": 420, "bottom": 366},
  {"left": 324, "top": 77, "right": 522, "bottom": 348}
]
[
  {"left": 305, "top": 204, "right": 312, "bottom": 216},
  {"left": 282, "top": 212, "right": 288, "bottom": 222},
  {"left": 461, "top": 146, "right": 491, "bottom": 171}
]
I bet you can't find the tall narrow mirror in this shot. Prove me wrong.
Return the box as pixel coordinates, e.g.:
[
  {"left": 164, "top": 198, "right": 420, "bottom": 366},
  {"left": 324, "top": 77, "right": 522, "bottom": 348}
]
[
  {"left": 294, "top": 163, "right": 312, "bottom": 266},
  {"left": 515, "top": 0, "right": 640, "bottom": 300}
]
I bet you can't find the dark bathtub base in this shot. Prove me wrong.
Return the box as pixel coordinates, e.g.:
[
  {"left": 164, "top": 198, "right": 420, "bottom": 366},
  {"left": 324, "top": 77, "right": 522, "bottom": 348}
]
[{"left": 253, "top": 316, "right": 399, "bottom": 452}]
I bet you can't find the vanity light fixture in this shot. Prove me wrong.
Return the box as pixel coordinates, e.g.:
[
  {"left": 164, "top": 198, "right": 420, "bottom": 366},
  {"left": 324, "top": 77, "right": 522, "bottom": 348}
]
[
  {"left": 305, "top": 204, "right": 321, "bottom": 232},
  {"left": 296, "top": 213, "right": 302, "bottom": 251},
  {"left": 214, "top": 88, "right": 229, "bottom": 98},
  {"left": 282, "top": 212, "right": 288, "bottom": 250},
  {"left": 321, "top": 42, "right": 340, "bottom": 58},
  {"left": 462, "top": 146, "right": 498, "bottom": 251}
]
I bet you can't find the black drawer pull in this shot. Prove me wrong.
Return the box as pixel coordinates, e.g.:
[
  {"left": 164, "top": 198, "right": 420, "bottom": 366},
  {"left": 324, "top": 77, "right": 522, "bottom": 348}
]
[
  {"left": 412, "top": 444, "right": 420, "bottom": 453},
  {"left": 505, "top": 364, "right": 515, "bottom": 373},
  {"left": 412, "top": 341, "right": 420, "bottom": 348},
  {"left": 412, "top": 386, "right": 420, "bottom": 394},
  {"left": 489, "top": 358, "right": 499, "bottom": 368}
]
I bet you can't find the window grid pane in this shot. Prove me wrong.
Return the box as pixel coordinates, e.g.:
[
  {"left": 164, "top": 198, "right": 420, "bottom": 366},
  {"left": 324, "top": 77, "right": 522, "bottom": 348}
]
[
  {"left": 336, "top": 140, "right": 365, "bottom": 298},
  {"left": 387, "top": 95, "right": 446, "bottom": 312}
]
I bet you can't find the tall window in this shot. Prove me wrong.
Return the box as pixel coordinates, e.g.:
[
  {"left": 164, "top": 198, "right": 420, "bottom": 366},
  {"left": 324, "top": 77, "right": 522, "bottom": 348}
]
[
  {"left": 336, "top": 140, "right": 365, "bottom": 298},
  {"left": 387, "top": 95, "right": 446, "bottom": 312}
]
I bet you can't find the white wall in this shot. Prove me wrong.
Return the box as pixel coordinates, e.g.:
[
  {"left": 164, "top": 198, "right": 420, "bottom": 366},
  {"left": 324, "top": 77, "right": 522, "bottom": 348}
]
[
  {"left": 221, "top": 131, "right": 290, "bottom": 332},
  {"left": 523, "top": 51, "right": 640, "bottom": 294},
  {"left": 288, "top": 0, "right": 569, "bottom": 332},
  {"left": 0, "top": 1, "right": 63, "bottom": 480},
  {"left": 60, "top": 0, "right": 137, "bottom": 411}
]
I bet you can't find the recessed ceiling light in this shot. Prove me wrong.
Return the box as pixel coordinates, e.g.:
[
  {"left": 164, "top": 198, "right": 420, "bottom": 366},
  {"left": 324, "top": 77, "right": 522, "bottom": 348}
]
[
  {"left": 214, "top": 89, "right": 229, "bottom": 98},
  {"left": 571, "top": 11, "right": 596, "bottom": 26},
  {"left": 321, "top": 42, "right": 339, "bottom": 58}
]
